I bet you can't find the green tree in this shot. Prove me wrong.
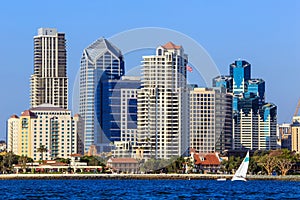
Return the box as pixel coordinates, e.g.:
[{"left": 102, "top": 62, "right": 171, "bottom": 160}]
[
  {"left": 275, "top": 149, "right": 294, "bottom": 176},
  {"left": 221, "top": 156, "right": 242, "bottom": 174},
  {"left": 2, "top": 152, "right": 18, "bottom": 173},
  {"left": 55, "top": 157, "right": 70, "bottom": 164},
  {"left": 257, "top": 154, "right": 277, "bottom": 175},
  {"left": 80, "top": 156, "right": 105, "bottom": 166},
  {"left": 18, "top": 155, "right": 28, "bottom": 173},
  {"left": 37, "top": 145, "right": 48, "bottom": 162}
]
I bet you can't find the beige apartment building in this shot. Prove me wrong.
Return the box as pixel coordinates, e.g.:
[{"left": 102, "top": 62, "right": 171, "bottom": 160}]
[
  {"left": 292, "top": 116, "right": 300, "bottom": 153},
  {"left": 7, "top": 104, "right": 81, "bottom": 161},
  {"left": 137, "top": 42, "right": 189, "bottom": 159}
]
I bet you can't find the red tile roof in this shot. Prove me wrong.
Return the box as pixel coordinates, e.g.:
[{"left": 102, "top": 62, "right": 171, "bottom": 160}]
[
  {"left": 108, "top": 158, "right": 138, "bottom": 164},
  {"left": 21, "top": 110, "right": 36, "bottom": 117},
  {"left": 74, "top": 114, "right": 80, "bottom": 118},
  {"left": 162, "top": 42, "right": 181, "bottom": 49},
  {"left": 70, "top": 153, "right": 82, "bottom": 157},
  {"left": 194, "top": 153, "right": 220, "bottom": 166},
  {"left": 10, "top": 114, "right": 19, "bottom": 119}
]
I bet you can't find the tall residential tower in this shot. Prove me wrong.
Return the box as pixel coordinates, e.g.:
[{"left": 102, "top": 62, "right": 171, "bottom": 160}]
[
  {"left": 30, "top": 28, "right": 68, "bottom": 109},
  {"left": 137, "top": 42, "right": 189, "bottom": 159}
]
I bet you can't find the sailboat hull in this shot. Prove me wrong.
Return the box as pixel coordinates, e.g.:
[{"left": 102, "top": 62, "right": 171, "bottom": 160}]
[{"left": 231, "top": 176, "right": 247, "bottom": 181}]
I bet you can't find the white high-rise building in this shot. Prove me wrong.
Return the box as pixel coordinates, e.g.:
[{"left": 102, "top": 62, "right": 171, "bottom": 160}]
[
  {"left": 7, "top": 115, "right": 19, "bottom": 153},
  {"left": 30, "top": 28, "right": 68, "bottom": 109},
  {"left": 137, "top": 42, "right": 189, "bottom": 159}
]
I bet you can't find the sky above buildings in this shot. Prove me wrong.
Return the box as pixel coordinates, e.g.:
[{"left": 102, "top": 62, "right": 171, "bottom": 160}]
[{"left": 0, "top": 0, "right": 299, "bottom": 140}]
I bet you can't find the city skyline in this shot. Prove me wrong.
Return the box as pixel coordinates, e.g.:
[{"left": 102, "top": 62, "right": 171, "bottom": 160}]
[{"left": 0, "top": 1, "right": 299, "bottom": 140}]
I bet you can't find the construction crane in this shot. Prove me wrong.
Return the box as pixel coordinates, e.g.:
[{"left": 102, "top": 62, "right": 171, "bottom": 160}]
[{"left": 294, "top": 98, "right": 300, "bottom": 116}]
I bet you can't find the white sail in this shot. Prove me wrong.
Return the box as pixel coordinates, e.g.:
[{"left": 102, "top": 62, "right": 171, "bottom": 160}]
[{"left": 232, "top": 151, "right": 249, "bottom": 181}]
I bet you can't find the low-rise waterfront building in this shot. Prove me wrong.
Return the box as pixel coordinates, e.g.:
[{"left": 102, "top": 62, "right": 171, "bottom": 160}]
[{"left": 107, "top": 157, "right": 139, "bottom": 173}]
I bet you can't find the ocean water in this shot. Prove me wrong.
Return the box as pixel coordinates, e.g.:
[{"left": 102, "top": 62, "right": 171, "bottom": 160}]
[{"left": 1, "top": 179, "right": 300, "bottom": 199}]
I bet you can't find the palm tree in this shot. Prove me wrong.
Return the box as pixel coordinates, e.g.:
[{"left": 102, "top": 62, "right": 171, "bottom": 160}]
[
  {"left": 2, "top": 152, "right": 14, "bottom": 173},
  {"left": 18, "top": 155, "right": 28, "bottom": 173},
  {"left": 37, "top": 145, "right": 48, "bottom": 162}
]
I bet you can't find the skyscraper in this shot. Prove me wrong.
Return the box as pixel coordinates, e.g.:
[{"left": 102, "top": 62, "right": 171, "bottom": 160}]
[
  {"left": 212, "top": 75, "right": 233, "bottom": 93},
  {"left": 30, "top": 28, "right": 68, "bottom": 109},
  {"left": 137, "top": 42, "right": 189, "bottom": 159},
  {"left": 292, "top": 116, "right": 300, "bottom": 153},
  {"left": 190, "top": 87, "right": 232, "bottom": 153},
  {"left": 230, "top": 60, "right": 251, "bottom": 95},
  {"left": 79, "top": 38, "right": 124, "bottom": 153},
  {"left": 215, "top": 59, "right": 277, "bottom": 151}
]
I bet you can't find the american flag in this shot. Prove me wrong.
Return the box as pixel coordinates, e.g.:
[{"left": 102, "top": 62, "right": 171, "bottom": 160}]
[{"left": 186, "top": 65, "right": 193, "bottom": 72}]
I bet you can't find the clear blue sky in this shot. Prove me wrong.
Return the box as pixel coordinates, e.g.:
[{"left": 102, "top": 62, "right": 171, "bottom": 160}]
[{"left": 0, "top": 1, "right": 299, "bottom": 140}]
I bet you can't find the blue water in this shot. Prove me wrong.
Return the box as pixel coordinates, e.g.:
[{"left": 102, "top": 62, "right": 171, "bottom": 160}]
[{"left": 1, "top": 179, "right": 300, "bottom": 199}]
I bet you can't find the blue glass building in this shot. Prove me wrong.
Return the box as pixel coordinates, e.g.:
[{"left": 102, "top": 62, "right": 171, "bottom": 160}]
[
  {"left": 212, "top": 75, "right": 233, "bottom": 93},
  {"left": 214, "top": 59, "right": 277, "bottom": 150},
  {"left": 79, "top": 38, "right": 125, "bottom": 153},
  {"left": 247, "top": 79, "right": 265, "bottom": 106},
  {"left": 103, "top": 76, "right": 141, "bottom": 145},
  {"left": 230, "top": 60, "right": 251, "bottom": 95}
]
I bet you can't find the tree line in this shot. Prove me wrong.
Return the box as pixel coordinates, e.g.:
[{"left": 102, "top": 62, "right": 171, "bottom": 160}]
[{"left": 221, "top": 149, "right": 299, "bottom": 176}]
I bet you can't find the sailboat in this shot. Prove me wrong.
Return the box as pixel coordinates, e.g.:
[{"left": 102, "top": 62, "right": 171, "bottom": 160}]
[{"left": 231, "top": 151, "right": 250, "bottom": 181}]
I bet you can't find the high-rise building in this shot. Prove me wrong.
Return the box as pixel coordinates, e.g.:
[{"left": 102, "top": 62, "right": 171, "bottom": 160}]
[
  {"left": 291, "top": 116, "right": 300, "bottom": 153},
  {"left": 277, "top": 123, "right": 292, "bottom": 150},
  {"left": 7, "top": 104, "right": 80, "bottom": 161},
  {"left": 258, "top": 103, "right": 277, "bottom": 149},
  {"left": 79, "top": 38, "right": 124, "bottom": 153},
  {"left": 212, "top": 75, "right": 233, "bottom": 93},
  {"left": 7, "top": 115, "right": 19, "bottom": 153},
  {"left": 214, "top": 59, "right": 277, "bottom": 151},
  {"left": 137, "top": 42, "right": 189, "bottom": 159},
  {"left": 230, "top": 60, "right": 251, "bottom": 95},
  {"left": 189, "top": 87, "right": 232, "bottom": 153},
  {"left": 30, "top": 28, "right": 68, "bottom": 109},
  {"left": 112, "top": 76, "right": 141, "bottom": 158},
  {"left": 247, "top": 79, "right": 265, "bottom": 106},
  {"left": 292, "top": 119, "right": 300, "bottom": 153}
]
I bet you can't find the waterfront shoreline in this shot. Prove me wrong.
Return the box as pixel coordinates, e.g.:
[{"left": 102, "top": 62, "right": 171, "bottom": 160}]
[{"left": 0, "top": 174, "right": 300, "bottom": 181}]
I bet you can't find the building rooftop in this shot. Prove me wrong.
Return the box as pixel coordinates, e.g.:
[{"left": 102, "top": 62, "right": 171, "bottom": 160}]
[
  {"left": 108, "top": 158, "right": 138, "bottom": 164},
  {"left": 162, "top": 42, "right": 182, "bottom": 49},
  {"left": 84, "top": 37, "right": 122, "bottom": 63},
  {"left": 21, "top": 110, "right": 37, "bottom": 117},
  {"left": 30, "top": 104, "right": 68, "bottom": 111},
  {"left": 194, "top": 153, "right": 220, "bottom": 165},
  {"left": 10, "top": 114, "right": 19, "bottom": 119}
]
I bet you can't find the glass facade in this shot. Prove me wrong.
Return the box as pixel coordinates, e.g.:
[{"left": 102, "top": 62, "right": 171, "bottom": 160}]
[
  {"left": 79, "top": 38, "right": 124, "bottom": 153},
  {"left": 230, "top": 60, "right": 251, "bottom": 94},
  {"left": 214, "top": 59, "right": 277, "bottom": 150},
  {"left": 247, "top": 79, "right": 265, "bottom": 106},
  {"left": 212, "top": 75, "right": 233, "bottom": 93}
]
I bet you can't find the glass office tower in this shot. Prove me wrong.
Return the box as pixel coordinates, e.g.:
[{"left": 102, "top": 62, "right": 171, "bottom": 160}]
[{"left": 79, "top": 38, "right": 124, "bottom": 153}]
